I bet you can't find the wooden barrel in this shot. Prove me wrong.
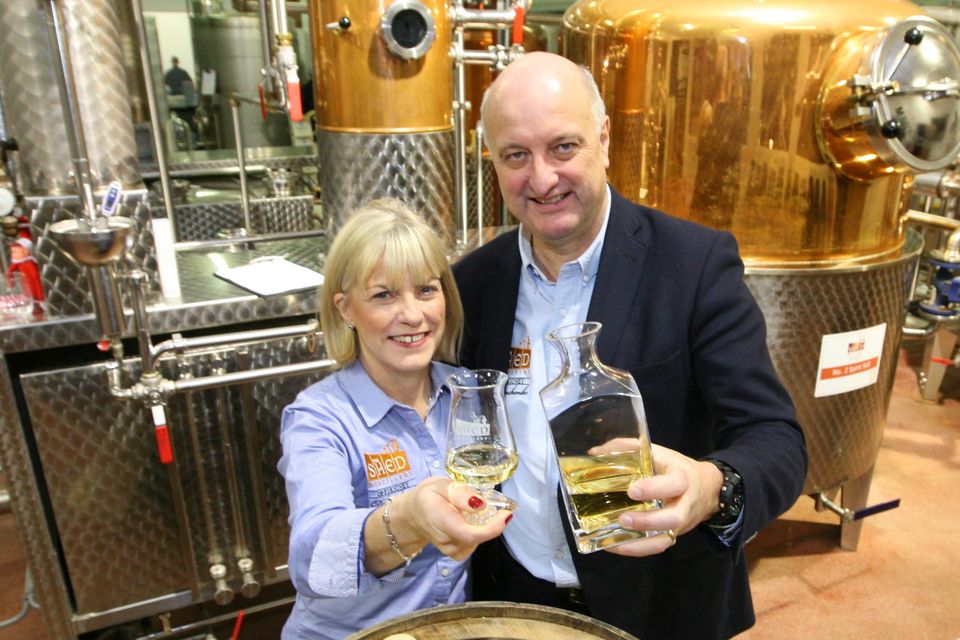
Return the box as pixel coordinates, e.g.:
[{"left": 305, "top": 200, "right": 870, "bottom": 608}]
[{"left": 346, "top": 601, "right": 640, "bottom": 640}]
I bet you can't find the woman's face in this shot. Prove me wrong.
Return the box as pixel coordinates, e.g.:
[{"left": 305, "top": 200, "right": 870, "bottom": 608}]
[{"left": 334, "top": 260, "right": 446, "bottom": 385}]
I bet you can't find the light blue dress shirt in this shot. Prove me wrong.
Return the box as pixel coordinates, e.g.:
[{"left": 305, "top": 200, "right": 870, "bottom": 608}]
[
  {"left": 500, "top": 188, "right": 612, "bottom": 587},
  {"left": 278, "top": 360, "right": 466, "bottom": 639}
]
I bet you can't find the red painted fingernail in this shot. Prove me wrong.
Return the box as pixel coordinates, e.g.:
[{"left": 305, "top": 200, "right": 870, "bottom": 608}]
[
  {"left": 468, "top": 496, "right": 484, "bottom": 510},
  {"left": 505, "top": 513, "right": 513, "bottom": 524}
]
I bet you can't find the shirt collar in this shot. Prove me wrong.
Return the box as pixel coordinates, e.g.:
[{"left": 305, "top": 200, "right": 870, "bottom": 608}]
[
  {"left": 518, "top": 184, "right": 611, "bottom": 282},
  {"left": 339, "top": 359, "right": 452, "bottom": 429}
]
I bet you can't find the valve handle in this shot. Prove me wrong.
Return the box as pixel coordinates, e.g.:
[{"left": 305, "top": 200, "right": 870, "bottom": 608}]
[
  {"left": 257, "top": 84, "right": 268, "bottom": 121},
  {"left": 151, "top": 404, "right": 174, "bottom": 464},
  {"left": 512, "top": 5, "right": 526, "bottom": 46},
  {"left": 852, "top": 497, "right": 900, "bottom": 521},
  {"left": 287, "top": 81, "right": 303, "bottom": 122}
]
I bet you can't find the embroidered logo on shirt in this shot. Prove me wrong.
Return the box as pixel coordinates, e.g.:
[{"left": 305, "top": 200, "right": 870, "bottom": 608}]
[
  {"left": 506, "top": 336, "right": 531, "bottom": 396},
  {"left": 365, "top": 439, "right": 412, "bottom": 482}
]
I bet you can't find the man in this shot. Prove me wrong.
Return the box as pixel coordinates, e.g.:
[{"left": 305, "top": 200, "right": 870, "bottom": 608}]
[
  {"left": 453, "top": 52, "right": 807, "bottom": 640},
  {"left": 163, "top": 57, "right": 198, "bottom": 138},
  {"left": 163, "top": 57, "right": 193, "bottom": 96}
]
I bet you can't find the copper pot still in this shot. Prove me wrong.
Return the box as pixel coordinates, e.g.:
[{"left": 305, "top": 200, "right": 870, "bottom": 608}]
[
  {"left": 561, "top": 0, "right": 960, "bottom": 266},
  {"left": 310, "top": 0, "right": 453, "bottom": 132}
]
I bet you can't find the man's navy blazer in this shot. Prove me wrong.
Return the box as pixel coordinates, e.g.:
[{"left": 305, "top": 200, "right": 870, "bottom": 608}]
[{"left": 453, "top": 187, "right": 808, "bottom": 640}]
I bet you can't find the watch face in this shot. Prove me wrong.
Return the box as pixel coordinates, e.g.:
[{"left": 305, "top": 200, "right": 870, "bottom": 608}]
[{"left": 0, "top": 188, "right": 14, "bottom": 216}]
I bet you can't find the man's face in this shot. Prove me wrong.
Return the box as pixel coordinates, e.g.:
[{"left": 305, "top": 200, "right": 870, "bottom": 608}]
[{"left": 484, "top": 69, "right": 610, "bottom": 258}]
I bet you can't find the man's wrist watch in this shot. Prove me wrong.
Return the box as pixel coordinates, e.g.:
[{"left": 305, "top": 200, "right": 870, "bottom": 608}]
[{"left": 704, "top": 459, "right": 744, "bottom": 528}]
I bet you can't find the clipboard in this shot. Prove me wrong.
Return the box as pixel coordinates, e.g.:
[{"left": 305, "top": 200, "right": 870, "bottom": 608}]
[{"left": 214, "top": 258, "right": 324, "bottom": 297}]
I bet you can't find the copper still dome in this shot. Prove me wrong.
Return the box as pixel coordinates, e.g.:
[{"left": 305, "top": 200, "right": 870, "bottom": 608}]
[{"left": 562, "top": 0, "right": 960, "bottom": 266}]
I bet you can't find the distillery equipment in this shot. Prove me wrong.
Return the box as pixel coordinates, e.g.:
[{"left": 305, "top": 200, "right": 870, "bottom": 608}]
[
  {"left": 309, "top": 0, "right": 528, "bottom": 246},
  {"left": 0, "top": 0, "right": 532, "bottom": 636},
  {"left": 561, "top": 0, "right": 960, "bottom": 548},
  {"left": 0, "top": 0, "right": 328, "bottom": 637}
]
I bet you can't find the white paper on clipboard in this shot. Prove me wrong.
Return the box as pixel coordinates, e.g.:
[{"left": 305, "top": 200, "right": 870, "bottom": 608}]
[{"left": 215, "top": 258, "right": 324, "bottom": 297}]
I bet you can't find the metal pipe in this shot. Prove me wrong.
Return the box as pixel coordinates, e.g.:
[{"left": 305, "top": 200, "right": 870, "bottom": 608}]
[
  {"left": 161, "top": 406, "right": 203, "bottom": 600},
  {"left": 87, "top": 264, "right": 127, "bottom": 342},
  {"left": 475, "top": 121, "right": 486, "bottom": 238},
  {"left": 912, "top": 171, "right": 960, "bottom": 199},
  {"left": 0, "top": 488, "right": 10, "bottom": 514},
  {"left": 130, "top": 0, "right": 176, "bottom": 233},
  {"left": 149, "top": 320, "right": 320, "bottom": 365},
  {"left": 453, "top": 7, "right": 517, "bottom": 25},
  {"left": 173, "top": 227, "right": 325, "bottom": 252},
  {"left": 257, "top": 0, "right": 273, "bottom": 71},
  {"left": 903, "top": 323, "right": 940, "bottom": 338},
  {"left": 180, "top": 376, "right": 221, "bottom": 562},
  {"left": 236, "top": 349, "right": 275, "bottom": 582},
  {"left": 229, "top": 96, "right": 253, "bottom": 234},
  {"left": 135, "top": 595, "right": 296, "bottom": 640},
  {"left": 45, "top": 0, "right": 97, "bottom": 221},
  {"left": 167, "top": 358, "right": 336, "bottom": 394},
  {"left": 150, "top": 164, "right": 269, "bottom": 180},
  {"left": 272, "top": 0, "right": 289, "bottom": 37},
  {"left": 211, "top": 364, "right": 252, "bottom": 563},
  {"left": 452, "top": 10, "right": 470, "bottom": 248},
  {"left": 129, "top": 269, "right": 157, "bottom": 375},
  {"left": 907, "top": 209, "right": 960, "bottom": 231}
]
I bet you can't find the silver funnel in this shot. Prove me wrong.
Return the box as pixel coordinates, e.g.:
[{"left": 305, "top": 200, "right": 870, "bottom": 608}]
[{"left": 49, "top": 217, "right": 134, "bottom": 344}]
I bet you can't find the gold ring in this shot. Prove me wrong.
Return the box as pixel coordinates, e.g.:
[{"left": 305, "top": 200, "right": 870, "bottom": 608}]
[{"left": 666, "top": 529, "right": 677, "bottom": 544}]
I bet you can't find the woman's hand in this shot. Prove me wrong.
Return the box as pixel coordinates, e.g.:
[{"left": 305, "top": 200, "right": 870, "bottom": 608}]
[{"left": 364, "top": 477, "right": 512, "bottom": 574}]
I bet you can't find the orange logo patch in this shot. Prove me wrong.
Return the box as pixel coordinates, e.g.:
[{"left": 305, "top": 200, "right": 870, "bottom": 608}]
[
  {"left": 365, "top": 439, "right": 412, "bottom": 482},
  {"left": 509, "top": 337, "right": 532, "bottom": 370}
]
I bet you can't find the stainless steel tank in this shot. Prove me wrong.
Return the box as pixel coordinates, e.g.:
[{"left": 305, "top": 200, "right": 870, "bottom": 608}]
[
  {"left": 60, "top": 0, "right": 143, "bottom": 190},
  {"left": 310, "top": 0, "right": 455, "bottom": 245},
  {"left": 191, "top": 13, "right": 293, "bottom": 149},
  {"left": 0, "top": 0, "right": 142, "bottom": 195},
  {"left": 0, "top": 0, "right": 76, "bottom": 195},
  {"left": 562, "top": 0, "right": 960, "bottom": 547}
]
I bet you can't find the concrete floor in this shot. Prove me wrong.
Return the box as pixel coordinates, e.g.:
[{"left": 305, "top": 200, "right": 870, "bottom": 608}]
[{"left": 1, "top": 340, "right": 957, "bottom": 640}]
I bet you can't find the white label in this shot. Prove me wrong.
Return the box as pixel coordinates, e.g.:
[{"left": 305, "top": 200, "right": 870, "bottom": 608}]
[
  {"left": 813, "top": 323, "right": 887, "bottom": 398},
  {"left": 453, "top": 417, "right": 490, "bottom": 437}
]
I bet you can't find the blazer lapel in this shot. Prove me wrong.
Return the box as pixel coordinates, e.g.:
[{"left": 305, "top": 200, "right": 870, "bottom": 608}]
[
  {"left": 482, "top": 234, "right": 523, "bottom": 371},
  {"left": 588, "top": 189, "right": 651, "bottom": 363}
]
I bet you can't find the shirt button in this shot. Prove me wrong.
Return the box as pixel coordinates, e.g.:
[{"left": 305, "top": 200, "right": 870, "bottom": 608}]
[
  {"left": 559, "top": 309, "right": 567, "bottom": 317},
  {"left": 441, "top": 568, "right": 450, "bottom": 577},
  {"left": 432, "top": 460, "right": 440, "bottom": 469},
  {"left": 554, "top": 550, "right": 565, "bottom": 560}
]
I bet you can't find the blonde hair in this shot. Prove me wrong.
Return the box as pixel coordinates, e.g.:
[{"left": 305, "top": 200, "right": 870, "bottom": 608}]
[{"left": 319, "top": 198, "right": 463, "bottom": 367}]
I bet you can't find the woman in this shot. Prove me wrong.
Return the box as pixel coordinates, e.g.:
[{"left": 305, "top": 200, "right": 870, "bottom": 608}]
[{"left": 278, "top": 199, "right": 512, "bottom": 639}]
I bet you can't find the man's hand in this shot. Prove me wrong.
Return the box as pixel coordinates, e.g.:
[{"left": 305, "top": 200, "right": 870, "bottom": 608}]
[{"left": 601, "top": 443, "right": 724, "bottom": 557}]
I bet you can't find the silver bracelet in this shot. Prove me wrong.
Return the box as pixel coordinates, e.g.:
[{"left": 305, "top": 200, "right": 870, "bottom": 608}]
[{"left": 382, "top": 496, "right": 421, "bottom": 566}]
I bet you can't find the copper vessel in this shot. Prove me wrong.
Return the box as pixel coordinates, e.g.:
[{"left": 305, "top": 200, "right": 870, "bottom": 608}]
[
  {"left": 310, "top": 0, "right": 453, "bottom": 132},
  {"left": 562, "top": 0, "right": 960, "bottom": 266}
]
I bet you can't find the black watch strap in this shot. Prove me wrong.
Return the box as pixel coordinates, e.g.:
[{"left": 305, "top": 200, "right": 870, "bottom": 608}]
[{"left": 704, "top": 459, "right": 744, "bottom": 528}]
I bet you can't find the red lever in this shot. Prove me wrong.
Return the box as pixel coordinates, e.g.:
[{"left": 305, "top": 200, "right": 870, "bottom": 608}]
[
  {"left": 155, "top": 424, "right": 174, "bottom": 464},
  {"left": 258, "top": 84, "right": 268, "bottom": 121},
  {"left": 512, "top": 5, "right": 526, "bottom": 45},
  {"left": 151, "top": 404, "right": 174, "bottom": 464},
  {"left": 287, "top": 81, "right": 303, "bottom": 122},
  {"left": 231, "top": 610, "right": 245, "bottom": 640}
]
